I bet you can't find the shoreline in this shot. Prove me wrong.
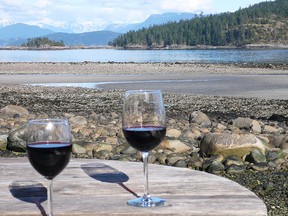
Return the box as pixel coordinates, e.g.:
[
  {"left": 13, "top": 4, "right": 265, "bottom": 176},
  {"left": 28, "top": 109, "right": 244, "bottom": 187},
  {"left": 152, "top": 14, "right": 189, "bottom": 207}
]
[
  {"left": 0, "top": 62, "right": 287, "bottom": 100},
  {"left": 1, "top": 43, "right": 288, "bottom": 50}
]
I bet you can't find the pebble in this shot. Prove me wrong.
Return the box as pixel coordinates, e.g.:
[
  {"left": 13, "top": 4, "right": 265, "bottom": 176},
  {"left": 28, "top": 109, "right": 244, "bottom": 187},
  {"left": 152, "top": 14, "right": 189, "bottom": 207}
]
[
  {"left": 0, "top": 87, "right": 287, "bottom": 175},
  {"left": 0, "top": 78, "right": 288, "bottom": 216}
]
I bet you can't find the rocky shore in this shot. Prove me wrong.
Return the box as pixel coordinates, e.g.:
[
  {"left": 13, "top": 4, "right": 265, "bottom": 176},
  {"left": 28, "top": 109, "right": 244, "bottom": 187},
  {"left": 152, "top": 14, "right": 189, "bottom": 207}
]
[{"left": 0, "top": 83, "right": 287, "bottom": 215}]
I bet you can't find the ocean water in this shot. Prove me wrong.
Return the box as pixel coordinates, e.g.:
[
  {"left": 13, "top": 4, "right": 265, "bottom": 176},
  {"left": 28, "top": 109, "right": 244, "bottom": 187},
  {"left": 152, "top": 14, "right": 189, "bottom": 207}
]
[{"left": 0, "top": 48, "right": 287, "bottom": 64}]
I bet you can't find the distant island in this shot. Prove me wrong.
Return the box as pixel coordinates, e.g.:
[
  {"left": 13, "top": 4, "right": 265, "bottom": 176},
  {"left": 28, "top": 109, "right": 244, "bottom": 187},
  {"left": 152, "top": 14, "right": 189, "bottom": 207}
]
[
  {"left": 110, "top": 0, "right": 288, "bottom": 49},
  {"left": 21, "top": 37, "right": 64, "bottom": 48}
]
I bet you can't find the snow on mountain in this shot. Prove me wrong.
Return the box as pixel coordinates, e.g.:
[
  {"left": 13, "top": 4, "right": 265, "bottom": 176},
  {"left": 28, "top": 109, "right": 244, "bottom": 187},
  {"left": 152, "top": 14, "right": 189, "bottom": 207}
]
[
  {"left": 104, "top": 12, "right": 196, "bottom": 33},
  {"left": 0, "top": 18, "right": 14, "bottom": 28},
  {"left": 0, "top": 12, "right": 197, "bottom": 46}
]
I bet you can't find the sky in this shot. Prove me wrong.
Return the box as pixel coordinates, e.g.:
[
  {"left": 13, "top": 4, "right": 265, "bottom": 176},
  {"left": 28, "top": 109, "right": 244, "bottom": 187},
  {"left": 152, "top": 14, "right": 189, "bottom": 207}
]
[{"left": 0, "top": 0, "right": 271, "bottom": 30}]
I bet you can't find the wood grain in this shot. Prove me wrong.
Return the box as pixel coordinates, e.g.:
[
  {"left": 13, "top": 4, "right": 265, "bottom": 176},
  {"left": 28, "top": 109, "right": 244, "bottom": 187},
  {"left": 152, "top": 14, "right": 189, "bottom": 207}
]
[{"left": 0, "top": 158, "right": 267, "bottom": 215}]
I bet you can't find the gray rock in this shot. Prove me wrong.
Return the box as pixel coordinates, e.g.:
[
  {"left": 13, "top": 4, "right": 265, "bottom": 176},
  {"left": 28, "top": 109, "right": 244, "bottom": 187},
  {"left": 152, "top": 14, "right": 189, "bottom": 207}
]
[
  {"left": 0, "top": 135, "right": 8, "bottom": 150},
  {"left": 267, "top": 161, "right": 279, "bottom": 169},
  {"left": 263, "top": 125, "right": 279, "bottom": 133},
  {"left": 156, "top": 153, "right": 167, "bottom": 165},
  {"left": 166, "top": 129, "right": 181, "bottom": 138},
  {"left": 279, "top": 135, "right": 288, "bottom": 152},
  {"left": 173, "top": 160, "right": 187, "bottom": 167},
  {"left": 69, "top": 116, "right": 87, "bottom": 127},
  {"left": 166, "top": 156, "right": 185, "bottom": 166},
  {"left": 0, "top": 105, "right": 29, "bottom": 117},
  {"left": 246, "top": 149, "right": 267, "bottom": 163},
  {"left": 7, "top": 124, "right": 28, "bottom": 152},
  {"left": 232, "top": 118, "right": 261, "bottom": 133},
  {"left": 190, "top": 111, "right": 211, "bottom": 127},
  {"left": 226, "top": 165, "right": 246, "bottom": 174},
  {"left": 148, "top": 154, "right": 157, "bottom": 163},
  {"left": 273, "top": 157, "right": 286, "bottom": 166},
  {"left": 160, "top": 139, "right": 191, "bottom": 153},
  {"left": 251, "top": 120, "right": 262, "bottom": 134},
  {"left": 187, "top": 154, "right": 203, "bottom": 170},
  {"left": 224, "top": 156, "right": 244, "bottom": 166},
  {"left": 121, "top": 145, "right": 137, "bottom": 155},
  {"left": 93, "top": 150, "right": 113, "bottom": 159},
  {"left": 92, "top": 143, "right": 113, "bottom": 153},
  {"left": 209, "top": 154, "right": 224, "bottom": 163},
  {"left": 207, "top": 161, "right": 225, "bottom": 174},
  {"left": 267, "top": 134, "right": 287, "bottom": 148},
  {"left": 200, "top": 133, "right": 270, "bottom": 158},
  {"left": 266, "top": 151, "right": 280, "bottom": 161},
  {"left": 233, "top": 117, "right": 253, "bottom": 129},
  {"left": 251, "top": 162, "right": 269, "bottom": 171},
  {"left": 72, "top": 144, "right": 87, "bottom": 154}
]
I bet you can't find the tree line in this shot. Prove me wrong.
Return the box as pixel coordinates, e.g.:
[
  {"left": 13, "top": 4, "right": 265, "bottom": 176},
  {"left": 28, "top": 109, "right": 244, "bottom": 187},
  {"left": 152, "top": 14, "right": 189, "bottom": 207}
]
[
  {"left": 110, "top": 0, "right": 288, "bottom": 48},
  {"left": 21, "top": 37, "right": 64, "bottom": 47}
]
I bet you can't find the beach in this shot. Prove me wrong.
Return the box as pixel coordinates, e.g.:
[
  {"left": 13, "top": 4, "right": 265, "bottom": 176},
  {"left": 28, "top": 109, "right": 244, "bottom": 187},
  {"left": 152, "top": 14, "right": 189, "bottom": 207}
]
[
  {"left": 0, "top": 62, "right": 288, "bottom": 215},
  {"left": 0, "top": 62, "right": 288, "bottom": 99}
]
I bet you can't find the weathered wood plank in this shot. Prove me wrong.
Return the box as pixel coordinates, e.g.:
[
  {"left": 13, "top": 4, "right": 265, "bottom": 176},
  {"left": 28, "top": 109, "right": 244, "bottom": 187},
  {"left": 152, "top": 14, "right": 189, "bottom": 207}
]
[{"left": 0, "top": 158, "right": 267, "bottom": 215}]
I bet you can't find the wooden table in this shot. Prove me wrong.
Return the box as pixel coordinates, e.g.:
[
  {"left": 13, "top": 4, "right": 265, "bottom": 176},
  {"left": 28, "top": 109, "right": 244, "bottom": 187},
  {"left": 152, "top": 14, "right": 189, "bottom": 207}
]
[{"left": 0, "top": 158, "right": 267, "bottom": 216}]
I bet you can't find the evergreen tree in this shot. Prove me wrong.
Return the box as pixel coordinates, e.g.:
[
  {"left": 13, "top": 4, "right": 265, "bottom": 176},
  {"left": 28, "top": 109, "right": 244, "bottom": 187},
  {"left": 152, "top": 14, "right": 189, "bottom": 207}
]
[{"left": 110, "top": 0, "right": 288, "bottom": 48}]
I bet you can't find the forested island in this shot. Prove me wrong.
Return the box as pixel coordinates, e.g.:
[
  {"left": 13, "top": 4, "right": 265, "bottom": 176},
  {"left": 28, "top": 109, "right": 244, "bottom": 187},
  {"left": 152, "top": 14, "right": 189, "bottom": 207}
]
[
  {"left": 110, "top": 0, "right": 288, "bottom": 48},
  {"left": 21, "top": 37, "right": 64, "bottom": 48}
]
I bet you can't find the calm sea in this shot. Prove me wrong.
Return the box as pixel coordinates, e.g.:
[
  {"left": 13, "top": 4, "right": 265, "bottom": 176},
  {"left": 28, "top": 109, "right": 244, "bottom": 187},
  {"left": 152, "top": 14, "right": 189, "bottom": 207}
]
[{"left": 0, "top": 49, "right": 287, "bottom": 63}]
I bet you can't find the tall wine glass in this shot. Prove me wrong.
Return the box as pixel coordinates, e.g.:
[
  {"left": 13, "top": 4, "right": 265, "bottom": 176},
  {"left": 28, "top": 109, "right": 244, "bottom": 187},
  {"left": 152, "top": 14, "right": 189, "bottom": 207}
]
[
  {"left": 26, "top": 119, "right": 72, "bottom": 216},
  {"left": 122, "top": 90, "right": 166, "bottom": 207}
]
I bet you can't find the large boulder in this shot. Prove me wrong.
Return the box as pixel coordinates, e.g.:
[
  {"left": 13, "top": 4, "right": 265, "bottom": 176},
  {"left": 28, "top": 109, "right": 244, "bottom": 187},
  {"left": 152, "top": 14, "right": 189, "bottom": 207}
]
[
  {"left": 7, "top": 124, "right": 28, "bottom": 152},
  {"left": 0, "top": 105, "right": 29, "bottom": 117},
  {"left": 200, "top": 133, "right": 272, "bottom": 158}
]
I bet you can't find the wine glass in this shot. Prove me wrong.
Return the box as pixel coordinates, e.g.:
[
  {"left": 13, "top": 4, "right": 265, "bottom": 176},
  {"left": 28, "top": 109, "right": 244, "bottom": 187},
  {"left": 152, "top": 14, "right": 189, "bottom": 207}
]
[
  {"left": 122, "top": 90, "right": 166, "bottom": 207},
  {"left": 26, "top": 119, "right": 72, "bottom": 216}
]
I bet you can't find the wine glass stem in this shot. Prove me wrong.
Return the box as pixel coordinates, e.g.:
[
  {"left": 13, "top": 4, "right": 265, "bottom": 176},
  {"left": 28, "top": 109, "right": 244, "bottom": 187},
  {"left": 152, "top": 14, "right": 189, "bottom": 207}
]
[
  {"left": 47, "top": 179, "right": 54, "bottom": 216},
  {"left": 142, "top": 152, "right": 150, "bottom": 199}
]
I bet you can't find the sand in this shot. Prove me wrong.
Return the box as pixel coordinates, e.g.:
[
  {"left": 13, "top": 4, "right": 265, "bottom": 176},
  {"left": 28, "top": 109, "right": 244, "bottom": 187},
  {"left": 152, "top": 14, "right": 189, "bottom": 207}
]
[{"left": 0, "top": 62, "right": 287, "bottom": 99}]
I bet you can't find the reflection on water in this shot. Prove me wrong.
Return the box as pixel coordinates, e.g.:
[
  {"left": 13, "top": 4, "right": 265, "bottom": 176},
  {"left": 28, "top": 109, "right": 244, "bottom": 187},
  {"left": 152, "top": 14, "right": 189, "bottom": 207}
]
[
  {"left": 30, "top": 77, "right": 235, "bottom": 89},
  {"left": 1, "top": 49, "right": 287, "bottom": 63}
]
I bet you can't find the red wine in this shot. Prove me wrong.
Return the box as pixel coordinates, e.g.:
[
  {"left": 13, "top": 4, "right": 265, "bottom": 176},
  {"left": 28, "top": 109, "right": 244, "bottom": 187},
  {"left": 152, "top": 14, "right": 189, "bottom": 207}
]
[
  {"left": 27, "top": 142, "right": 72, "bottom": 180},
  {"left": 123, "top": 126, "right": 166, "bottom": 152}
]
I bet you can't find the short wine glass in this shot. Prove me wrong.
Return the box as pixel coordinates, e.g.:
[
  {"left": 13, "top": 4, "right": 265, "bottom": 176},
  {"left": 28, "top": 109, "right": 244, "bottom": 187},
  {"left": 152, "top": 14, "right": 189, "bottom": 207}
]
[
  {"left": 26, "top": 119, "right": 72, "bottom": 216},
  {"left": 122, "top": 90, "right": 166, "bottom": 207}
]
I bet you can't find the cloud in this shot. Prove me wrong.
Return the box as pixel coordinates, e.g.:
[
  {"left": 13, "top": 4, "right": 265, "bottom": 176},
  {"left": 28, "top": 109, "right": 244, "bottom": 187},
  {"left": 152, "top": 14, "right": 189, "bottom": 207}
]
[
  {"left": 0, "top": 0, "right": 267, "bottom": 31},
  {"left": 158, "top": 0, "right": 212, "bottom": 12}
]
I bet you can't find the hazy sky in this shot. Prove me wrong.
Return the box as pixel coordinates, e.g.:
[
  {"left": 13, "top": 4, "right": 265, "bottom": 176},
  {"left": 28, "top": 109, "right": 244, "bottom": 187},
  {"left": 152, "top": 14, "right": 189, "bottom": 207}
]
[{"left": 0, "top": 0, "right": 270, "bottom": 27}]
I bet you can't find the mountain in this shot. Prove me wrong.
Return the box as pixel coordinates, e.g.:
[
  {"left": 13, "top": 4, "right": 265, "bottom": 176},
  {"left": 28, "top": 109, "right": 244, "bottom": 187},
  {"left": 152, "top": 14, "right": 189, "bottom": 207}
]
[
  {"left": 110, "top": 0, "right": 288, "bottom": 48},
  {"left": 45, "top": 31, "right": 121, "bottom": 46},
  {"left": 105, "top": 12, "right": 196, "bottom": 33},
  {"left": 37, "top": 22, "right": 106, "bottom": 34},
  {"left": 0, "top": 23, "right": 120, "bottom": 46},
  {"left": 0, "top": 23, "right": 54, "bottom": 40},
  {"left": 36, "top": 23, "right": 73, "bottom": 33},
  {"left": 0, "top": 12, "right": 197, "bottom": 46}
]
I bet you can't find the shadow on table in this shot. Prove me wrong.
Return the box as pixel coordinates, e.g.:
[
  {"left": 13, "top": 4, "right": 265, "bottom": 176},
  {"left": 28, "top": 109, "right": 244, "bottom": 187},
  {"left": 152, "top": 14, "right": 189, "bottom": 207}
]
[
  {"left": 9, "top": 180, "right": 47, "bottom": 216},
  {"left": 81, "top": 162, "right": 139, "bottom": 198}
]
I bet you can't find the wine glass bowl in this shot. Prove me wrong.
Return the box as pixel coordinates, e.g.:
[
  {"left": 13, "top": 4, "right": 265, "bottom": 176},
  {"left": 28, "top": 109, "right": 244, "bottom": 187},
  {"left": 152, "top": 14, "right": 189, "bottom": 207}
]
[
  {"left": 26, "top": 119, "right": 72, "bottom": 216},
  {"left": 122, "top": 90, "right": 166, "bottom": 207}
]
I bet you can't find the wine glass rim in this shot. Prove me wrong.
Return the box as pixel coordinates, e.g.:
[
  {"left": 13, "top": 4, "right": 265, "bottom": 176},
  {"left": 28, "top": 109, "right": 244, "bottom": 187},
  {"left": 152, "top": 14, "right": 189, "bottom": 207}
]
[
  {"left": 125, "top": 90, "right": 162, "bottom": 94},
  {"left": 28, "top": 118, "right": 69, "bottom": 124}
]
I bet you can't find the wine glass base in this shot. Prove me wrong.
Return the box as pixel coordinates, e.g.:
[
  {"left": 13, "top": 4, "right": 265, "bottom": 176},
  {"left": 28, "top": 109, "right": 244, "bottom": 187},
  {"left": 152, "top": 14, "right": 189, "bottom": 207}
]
[{"left": 127, "top": 196, "right": 166, "bottom": 207}]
